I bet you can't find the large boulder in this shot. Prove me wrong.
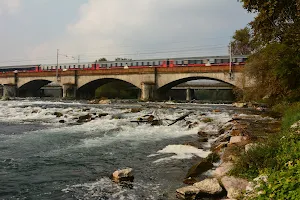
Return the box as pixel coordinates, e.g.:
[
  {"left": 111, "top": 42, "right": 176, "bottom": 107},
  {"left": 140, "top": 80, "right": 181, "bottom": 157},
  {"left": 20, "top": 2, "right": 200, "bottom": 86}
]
[
  {"left": 193, "top": 178, "right": 223, "bottom": 195},
  {"left": 212, "top": 162, "right": 233, "bottom": 178},
  {"left": 229, "top": 136, "right": 248, "bottom": 144},
  {"left": 176, "top": 186, "right": 200, "bottom": 200},
  {"left": 112, "top": 168, "right": 134, "bottom": 182},
  {"left": 221, "top": 176, "right": 249, "bottom": 199},
  {"left": 186, "top": 160, "right": 213, "bottom": 178}
]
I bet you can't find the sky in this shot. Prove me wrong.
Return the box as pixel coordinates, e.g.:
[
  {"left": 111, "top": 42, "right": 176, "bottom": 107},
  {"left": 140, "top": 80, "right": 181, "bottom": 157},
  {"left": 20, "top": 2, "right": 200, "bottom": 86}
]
[{"left": 0, "top": 0, "right": 254, "bottom": 66}]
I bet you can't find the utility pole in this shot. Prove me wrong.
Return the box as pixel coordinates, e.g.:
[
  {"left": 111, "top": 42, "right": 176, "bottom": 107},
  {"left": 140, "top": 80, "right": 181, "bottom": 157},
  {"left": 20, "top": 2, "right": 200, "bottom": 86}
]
[
  {"left": 78, "top": 55, "right": 80, "bottom": 64},
  {"left": 56, "top": 49, "right": 59, "bottom": 82},
  {"left": 229, "top": 42, "right": 232, "bottom": 73},
  {"left": 229, "top": 42, "right": 233, "bottom": 80}
]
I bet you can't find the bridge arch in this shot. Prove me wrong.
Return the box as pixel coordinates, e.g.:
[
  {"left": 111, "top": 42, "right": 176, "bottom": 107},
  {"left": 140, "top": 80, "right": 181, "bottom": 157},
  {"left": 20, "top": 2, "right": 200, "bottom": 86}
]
[
  {"left": 18, "top": 79, "right": 61, "bottom": 97},
  {"left": 76, "top": 78, "right": 141, "bottom": 99},
  {"left": 157, "top": 72, "right": 242, "bottom": 91},
  {"left": 157, "top": 76, "right": 235, "bottom": 92}
]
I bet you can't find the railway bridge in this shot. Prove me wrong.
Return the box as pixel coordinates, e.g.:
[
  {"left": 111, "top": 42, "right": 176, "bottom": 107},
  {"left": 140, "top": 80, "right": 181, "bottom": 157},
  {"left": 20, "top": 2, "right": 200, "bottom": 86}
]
[{"left": 0, "top": 65, "right": 248, "bottom": 100}]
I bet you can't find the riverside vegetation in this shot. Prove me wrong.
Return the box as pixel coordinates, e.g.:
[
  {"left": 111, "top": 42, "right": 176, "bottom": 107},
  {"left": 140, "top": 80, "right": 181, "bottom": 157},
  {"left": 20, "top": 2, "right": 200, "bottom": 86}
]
[{"left": 227, "top": 0, "right": 300, "bottom": 199}]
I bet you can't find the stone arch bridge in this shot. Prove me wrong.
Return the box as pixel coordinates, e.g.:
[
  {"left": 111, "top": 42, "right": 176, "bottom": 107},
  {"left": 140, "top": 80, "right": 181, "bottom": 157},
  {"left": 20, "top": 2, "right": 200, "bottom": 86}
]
[{"left": 0, "top": 65, "right": 247, "bottom": 100}]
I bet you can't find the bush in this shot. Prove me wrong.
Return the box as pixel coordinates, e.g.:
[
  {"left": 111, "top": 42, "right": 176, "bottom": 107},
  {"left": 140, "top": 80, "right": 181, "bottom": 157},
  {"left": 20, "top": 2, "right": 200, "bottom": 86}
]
[{"left": 254, "top": 160, "right": 300, "bottom": 200}]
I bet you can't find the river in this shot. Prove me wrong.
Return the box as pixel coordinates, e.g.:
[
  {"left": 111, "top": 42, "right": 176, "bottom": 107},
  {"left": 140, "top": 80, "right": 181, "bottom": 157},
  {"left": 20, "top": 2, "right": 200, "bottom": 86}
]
[{"left": 0, "top": 99, "right": 273, "bottom": 200}]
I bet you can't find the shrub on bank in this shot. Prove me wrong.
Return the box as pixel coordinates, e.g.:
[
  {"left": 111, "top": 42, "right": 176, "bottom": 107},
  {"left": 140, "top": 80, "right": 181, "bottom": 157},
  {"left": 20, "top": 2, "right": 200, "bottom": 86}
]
[{"left": 230, "top": 102, "right": 300, "bottom": 199}]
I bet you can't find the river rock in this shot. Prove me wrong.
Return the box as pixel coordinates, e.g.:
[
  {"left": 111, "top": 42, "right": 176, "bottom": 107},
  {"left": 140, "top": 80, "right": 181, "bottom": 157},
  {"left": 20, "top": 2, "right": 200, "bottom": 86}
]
[
  {"left": 112, "top": 168, "right": 134, "bottom": 182},
  {"left": 221, "top": 176, "right": 249, "bottom": 199},
  {"left": 230, "top": 129, "right": 242, "bottom": 136},
  {"left": 77, "top": 114, "right": 92, "bottom": 123},
  {"left": 176, "top": 186, "right": 200, "bottom": 200},
  {"left": 197, "top": 131, "right": 209, "bottom": 137},
  {"left": 53, "top": 112, "right": 63, "bottom": 117},
  {"left": 188, "top": 122, "right": 199, "bottom": 129},
  {"left": 198, "top": 137, "right": 208, "bottom": 143},
  {"left": 193, "top": 178, "right": 223, "bottom": 195},
  {"left": 130, "top": 108, "right": 142, "bottom": 113},
  {"left": 183, "top": 177, "right": 198, "bottom": 185},
  {"left": 99, "top": 99, "right": 111, "bottom": 104},
  {"left": 212, "top": 162, "right": 233, "bottom": 178},
  {"left": 211, "top": 133, "right": 231, "bottom": 149},
  {"left": 186, "top": 160, "right": 213, "bottom": 178},
  {"left": 232, "top": 102, "right": 247, "bottom": 108},
  {"left": 98, "top": 113, "right": 109, "bottom": 118},
  {"left": 229, "top": 136, "right": 248, "bottom": 144},
  {"left": 213, "top": 142, "right": 228, "bottom": 153},
  {"left": 59, "top": 120, "right": 65, "bottom": 123}
]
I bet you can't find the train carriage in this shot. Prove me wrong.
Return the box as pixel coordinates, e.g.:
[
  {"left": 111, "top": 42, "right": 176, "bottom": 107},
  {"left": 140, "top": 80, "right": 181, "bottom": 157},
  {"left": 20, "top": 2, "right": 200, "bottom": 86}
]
[{"left": 0, "top": 55, "right": 248, "bottom": 73}]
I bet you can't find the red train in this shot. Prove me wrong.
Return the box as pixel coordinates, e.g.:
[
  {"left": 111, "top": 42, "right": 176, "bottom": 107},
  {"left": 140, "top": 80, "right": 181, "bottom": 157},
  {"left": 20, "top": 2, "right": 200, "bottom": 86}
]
[{"left": 0, "top": 55, "right": 247, "bottom": 73}]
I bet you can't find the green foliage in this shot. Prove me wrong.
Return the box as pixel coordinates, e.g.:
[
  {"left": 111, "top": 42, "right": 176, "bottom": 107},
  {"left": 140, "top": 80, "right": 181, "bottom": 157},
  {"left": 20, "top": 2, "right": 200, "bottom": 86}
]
[
  {"left": 96, "top": 58, "right": 107, "bottom": 62},
  {"left": 281, "top": 102, "right": 300, "bottom": 131},
  {"left": 232, "top": 103, "right": 300, "bottom": 198},
  {"left": 239, "top": 0, "right": 299, "bottom": 47},
  {"left": 236, "top": 0, "right": 300, "bottom": 103},
  {"left": 243, "top": 43, "right": 300, "bottom": 102},
  {"left": 255, "top": 160, "right": 300, "bottom": 200},
  {"left": 231, "top": 27, "right": 253, "bottom": 55}
]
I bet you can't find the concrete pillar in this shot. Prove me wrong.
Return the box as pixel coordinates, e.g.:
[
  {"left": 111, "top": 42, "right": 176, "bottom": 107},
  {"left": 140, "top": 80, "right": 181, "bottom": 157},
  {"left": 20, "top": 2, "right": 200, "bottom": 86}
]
[
  {"left": 186, "top": 88, "right": 192, "bottom": 101},
  {"left": 63, "top": 84, "right": 77, "bottom": 99},
  {"left": 141, "top": 82, "right": 155, "bottom": 101},
  {"left": 3, "top": 84, "right": 17, "bottom": 99}
]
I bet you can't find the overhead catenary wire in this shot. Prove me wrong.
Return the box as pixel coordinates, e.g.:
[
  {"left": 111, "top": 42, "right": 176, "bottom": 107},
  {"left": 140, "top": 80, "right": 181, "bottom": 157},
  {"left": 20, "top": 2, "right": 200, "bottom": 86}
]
[{"left": 0, "top": 44, "right": 229, "bottom": 66}]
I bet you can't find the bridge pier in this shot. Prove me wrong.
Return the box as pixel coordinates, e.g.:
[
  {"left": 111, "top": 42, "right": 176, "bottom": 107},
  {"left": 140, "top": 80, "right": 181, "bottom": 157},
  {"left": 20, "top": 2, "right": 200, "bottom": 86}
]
[
  {"left": 141, "top": 82, "right": 155, "bottom": 101},
  {"left": 63, "top": 84, "right": 77, "bottom": 99},
  {"left": 186, "top": 88, "right": 192, "bottom": 101},
  {"left": 2, "top": 84, "right": 17, "bottom": 99}
]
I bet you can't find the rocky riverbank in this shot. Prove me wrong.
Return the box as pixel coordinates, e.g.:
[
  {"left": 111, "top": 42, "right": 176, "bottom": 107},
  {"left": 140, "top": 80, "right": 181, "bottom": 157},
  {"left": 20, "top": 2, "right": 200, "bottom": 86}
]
[{"left": 175, "top": 105, "right": 280, "bottom": 200}]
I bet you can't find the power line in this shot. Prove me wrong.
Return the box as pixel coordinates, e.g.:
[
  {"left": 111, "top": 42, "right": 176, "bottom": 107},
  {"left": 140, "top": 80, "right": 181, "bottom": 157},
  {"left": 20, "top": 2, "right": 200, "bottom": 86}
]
[{"left": 0, "top": 45, "right": 229, "bottom": 66}]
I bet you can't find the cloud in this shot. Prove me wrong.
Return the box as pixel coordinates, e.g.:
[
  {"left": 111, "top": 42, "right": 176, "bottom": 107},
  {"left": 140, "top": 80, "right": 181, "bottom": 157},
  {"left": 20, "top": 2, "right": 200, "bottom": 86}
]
[
  {"left": 28, "top": 0, "right": 254, "bottom": 64},
  {"left": 0, "top": 0, "right": 21, "bottom": 15}
]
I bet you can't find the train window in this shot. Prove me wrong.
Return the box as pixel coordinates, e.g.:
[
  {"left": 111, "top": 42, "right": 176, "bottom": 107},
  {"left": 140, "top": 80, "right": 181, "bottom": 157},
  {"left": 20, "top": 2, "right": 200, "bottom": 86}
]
[
  {"left": 195, "top": 60, "right": 202, "bottom": 64},
  {"left": 215, "top": 59, "right": 222, "bottom": 64},
  {"left": 177, "top": 60, "right": 183, "bottom": 65},
  {"left": 189, "top": 60, "right": 196, "bottom": 64}
]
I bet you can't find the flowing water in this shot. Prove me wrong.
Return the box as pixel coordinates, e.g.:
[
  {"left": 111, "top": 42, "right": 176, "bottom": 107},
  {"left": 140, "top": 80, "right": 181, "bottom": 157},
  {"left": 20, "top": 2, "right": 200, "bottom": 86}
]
[{"left": 0, "top": 100, "right": 274, "bottom": 200}]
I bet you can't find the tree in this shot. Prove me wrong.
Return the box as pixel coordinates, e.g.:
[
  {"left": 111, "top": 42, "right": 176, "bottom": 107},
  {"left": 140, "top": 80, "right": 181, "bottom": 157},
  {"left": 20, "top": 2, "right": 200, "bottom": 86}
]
[
  {"left": 95, "top": 58, "right": 107, "bottom": 62},
  {"left": 239, "top": 0, "right": 300, "bottom": 48},
  {"left": 238, "top": 0, "right": 300, "bottom": 102},
  {"left": 230, "top": 27, "right": 253, "bottom": 55}
]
